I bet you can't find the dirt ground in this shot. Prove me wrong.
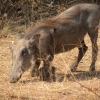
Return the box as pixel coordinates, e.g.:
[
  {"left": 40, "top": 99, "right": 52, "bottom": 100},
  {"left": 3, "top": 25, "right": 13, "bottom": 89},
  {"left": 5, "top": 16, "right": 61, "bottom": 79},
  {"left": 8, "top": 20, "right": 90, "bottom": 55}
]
[{"left": 0, "top": 29, "right": 100, "bottom": 100}]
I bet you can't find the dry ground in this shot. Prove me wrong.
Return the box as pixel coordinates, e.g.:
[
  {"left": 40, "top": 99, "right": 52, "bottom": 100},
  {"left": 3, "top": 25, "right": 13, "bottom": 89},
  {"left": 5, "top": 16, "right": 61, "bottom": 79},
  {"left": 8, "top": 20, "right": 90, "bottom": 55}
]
[{"left": 0, "top": 29, "right": 100, "bottom": 100}]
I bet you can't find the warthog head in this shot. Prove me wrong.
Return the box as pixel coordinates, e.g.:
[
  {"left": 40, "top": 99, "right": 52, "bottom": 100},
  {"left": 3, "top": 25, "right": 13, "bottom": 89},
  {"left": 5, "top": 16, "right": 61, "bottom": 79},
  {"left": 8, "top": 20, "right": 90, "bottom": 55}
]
[{"left": 9, "top": 33, "right": 40, "bottom": 83}]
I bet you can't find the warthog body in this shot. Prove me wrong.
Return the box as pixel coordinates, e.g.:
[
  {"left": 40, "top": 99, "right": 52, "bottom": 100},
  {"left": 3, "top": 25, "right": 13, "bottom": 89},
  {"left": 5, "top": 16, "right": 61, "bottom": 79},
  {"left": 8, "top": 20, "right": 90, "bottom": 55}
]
[{"left": 9, "top": 3, "right": 100, "bottom": 83}]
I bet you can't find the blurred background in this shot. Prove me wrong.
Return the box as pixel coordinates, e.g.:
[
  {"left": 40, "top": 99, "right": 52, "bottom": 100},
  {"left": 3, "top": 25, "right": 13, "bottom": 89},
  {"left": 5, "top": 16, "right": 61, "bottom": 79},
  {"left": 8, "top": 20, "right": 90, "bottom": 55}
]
[{"left": 0, "top": 0, "right": 100, "bottom": 34}]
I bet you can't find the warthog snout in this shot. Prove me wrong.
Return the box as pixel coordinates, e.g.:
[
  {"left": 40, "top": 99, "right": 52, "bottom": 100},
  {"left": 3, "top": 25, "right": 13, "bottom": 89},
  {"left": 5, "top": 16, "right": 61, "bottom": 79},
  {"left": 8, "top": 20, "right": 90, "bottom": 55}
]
[
  {"left": 9, "top": 67, "right": 23, "bottom": 83},
  {"left": 9, "top": 73, "right": 22, "bottom": 83}
]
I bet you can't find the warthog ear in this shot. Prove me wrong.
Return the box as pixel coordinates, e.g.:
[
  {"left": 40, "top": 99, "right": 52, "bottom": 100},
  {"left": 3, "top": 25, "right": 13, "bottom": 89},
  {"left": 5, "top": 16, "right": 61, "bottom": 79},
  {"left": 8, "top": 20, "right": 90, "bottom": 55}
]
[
  {"left": 17, "top": 31, "right": 24, "bottom": 40},
  {"left": 33, "top": 34, "right": 40, "bottom": 40},
  {"left": 29, "top": 34, "right": 40, "bottom": 47}
]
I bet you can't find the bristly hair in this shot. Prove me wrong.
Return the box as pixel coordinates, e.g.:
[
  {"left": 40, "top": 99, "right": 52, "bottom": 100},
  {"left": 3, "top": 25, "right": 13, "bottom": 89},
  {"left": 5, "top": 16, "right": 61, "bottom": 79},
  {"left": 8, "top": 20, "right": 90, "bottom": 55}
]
[{"left": 24, "top": 6, "right": 80, "bottom": 40}]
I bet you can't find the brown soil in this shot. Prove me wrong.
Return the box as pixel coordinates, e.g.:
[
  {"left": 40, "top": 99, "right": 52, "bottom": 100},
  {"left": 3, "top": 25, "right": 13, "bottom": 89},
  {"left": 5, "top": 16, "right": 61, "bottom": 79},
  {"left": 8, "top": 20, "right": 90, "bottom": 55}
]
[{"left": 0, "top": 29, "right": 100, "bottom": 100}]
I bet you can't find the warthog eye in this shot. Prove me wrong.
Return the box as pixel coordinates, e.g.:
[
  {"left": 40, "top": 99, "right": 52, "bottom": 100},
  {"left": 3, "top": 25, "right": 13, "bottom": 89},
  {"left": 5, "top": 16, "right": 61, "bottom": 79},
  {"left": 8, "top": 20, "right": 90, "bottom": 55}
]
[{"left": 21, "top": 48, "right": 28, "bottom": 56}]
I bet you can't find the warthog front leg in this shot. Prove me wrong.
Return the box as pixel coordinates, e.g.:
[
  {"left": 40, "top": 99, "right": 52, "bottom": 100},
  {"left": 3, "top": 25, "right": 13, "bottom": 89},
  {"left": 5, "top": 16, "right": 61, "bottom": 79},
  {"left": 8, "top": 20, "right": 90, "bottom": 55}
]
[
  {"left": 39, "top": 65, "right": 56, "bottom": 81},
  {"left": 71, "top": 40, "right": 88, "bottom": 72},
  {"left": 39, "top": 54, "right": 56, "bottom": 81},
  {"left": 30, "top": 59, "right": 40, "bottom": 77}
]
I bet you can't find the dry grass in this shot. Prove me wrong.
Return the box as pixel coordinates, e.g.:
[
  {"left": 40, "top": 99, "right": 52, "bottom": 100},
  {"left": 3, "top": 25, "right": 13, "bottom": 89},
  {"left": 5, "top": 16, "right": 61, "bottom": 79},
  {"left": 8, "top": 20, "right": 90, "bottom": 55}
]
[{"left": 0, "top": 28, "right": 100, "bottom": 100}]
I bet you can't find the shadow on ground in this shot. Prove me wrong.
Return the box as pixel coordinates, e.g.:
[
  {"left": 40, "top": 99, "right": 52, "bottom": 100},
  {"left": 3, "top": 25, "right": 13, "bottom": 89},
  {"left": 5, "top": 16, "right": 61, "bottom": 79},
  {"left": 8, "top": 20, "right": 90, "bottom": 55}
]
[
  {"left": 20, "top": 70, "right": 100, "bottom": 84},
  {"left": 66, "top": 71, "right": 100, "bottom": 81}
]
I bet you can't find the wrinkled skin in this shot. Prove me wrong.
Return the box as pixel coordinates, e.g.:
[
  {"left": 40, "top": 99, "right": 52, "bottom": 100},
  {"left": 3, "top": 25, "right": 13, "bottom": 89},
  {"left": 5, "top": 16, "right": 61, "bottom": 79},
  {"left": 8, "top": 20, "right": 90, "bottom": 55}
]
[{"left": 9, "top": 3, "right": 100, "bottom": 83}]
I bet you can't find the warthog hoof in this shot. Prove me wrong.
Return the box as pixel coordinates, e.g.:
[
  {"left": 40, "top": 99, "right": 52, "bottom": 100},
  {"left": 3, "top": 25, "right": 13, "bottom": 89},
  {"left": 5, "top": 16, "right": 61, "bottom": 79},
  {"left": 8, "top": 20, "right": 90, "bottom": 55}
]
[
  {"left": 89, "top": 66, "right": 95, "bottom": 73},
  {"left": 70, "top": 68, "right": 77, "bottom": 72},
  {"left": 70, "top": 63, "right": 78, "bottom": 72}
]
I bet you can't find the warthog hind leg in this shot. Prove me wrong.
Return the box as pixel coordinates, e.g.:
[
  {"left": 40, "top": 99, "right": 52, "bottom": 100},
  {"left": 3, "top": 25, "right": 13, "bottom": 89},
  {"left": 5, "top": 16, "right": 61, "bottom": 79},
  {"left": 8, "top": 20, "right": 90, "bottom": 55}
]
[
  {"left": 71, "top": 40, "right": 88, "bottom": 72},
  {"left": 88, "top": 28, "right": 98, "bottom": 72}
]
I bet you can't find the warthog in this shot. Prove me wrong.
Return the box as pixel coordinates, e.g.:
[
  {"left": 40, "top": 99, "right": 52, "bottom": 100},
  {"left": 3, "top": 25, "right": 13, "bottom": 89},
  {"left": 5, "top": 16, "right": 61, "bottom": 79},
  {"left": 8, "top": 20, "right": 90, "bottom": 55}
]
[{"left": 9, "top": 3, "right": 100, "bottom": 83}]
